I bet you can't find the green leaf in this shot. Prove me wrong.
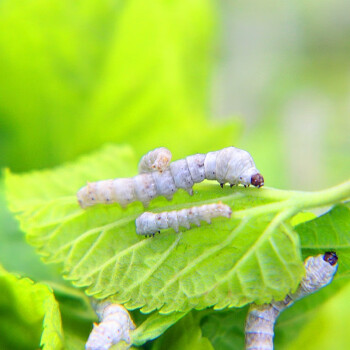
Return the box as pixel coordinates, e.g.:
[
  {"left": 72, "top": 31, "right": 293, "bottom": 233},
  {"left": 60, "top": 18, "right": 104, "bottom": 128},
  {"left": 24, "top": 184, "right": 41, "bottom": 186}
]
[
  {"left": 296, "top": 203, "right": 350, "bottom": 280},
  {"left": 131, "top": 311, "right": 188, "bottom": 346},
  {"left": 5, "top": 143, "right": 314, "bottom": 313},
  {"left": 0, "top": 266, "right": 63, "bottom": 350},
  {"left": 0, "top": 178, "right": 66, "bottom": 283},
  {"left": 151, "top": 312, "right": 213, "bottom": 350},
  {"left": 5, "top": 145, "right": 350, "bottom": 314},
  {"left": 50, "top": 283, "right": 96, "bottom": 350}
]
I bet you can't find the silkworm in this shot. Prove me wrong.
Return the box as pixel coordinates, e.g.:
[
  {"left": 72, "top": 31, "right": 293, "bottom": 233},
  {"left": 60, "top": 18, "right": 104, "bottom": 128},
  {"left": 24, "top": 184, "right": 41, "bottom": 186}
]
[
  {"left": 77, "top": 146, "right": 264, "bottom": 208},
  {"left": 135, "top": 202, "right": 232, "bottom": 236},
  {"left": 86, "top": 302, "right": 136, "bottom": 350},
  {"left": 245, "top": 252, "right": 338, "bottom": 350},
  {"left": 138, "top": 147, "right": 172, "bottom": 173}
]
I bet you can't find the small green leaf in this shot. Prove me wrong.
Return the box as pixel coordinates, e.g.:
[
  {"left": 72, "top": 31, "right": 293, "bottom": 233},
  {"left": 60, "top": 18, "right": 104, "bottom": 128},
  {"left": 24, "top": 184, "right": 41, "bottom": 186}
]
[
  {"left": 131, "top": 311, "right": 188, "bottom": 346},
  {"left": 295, "top": 203, "right": 350, "bottom": 280},
  {"left": 0, "top": 266, "right": 63, "bottom": 350},
  {"left": 50, "top": 283, "right": 96, "bottom": 350},
  {"left": 151, "top": 312, "right": 213, "bottom": 350},
  {"left": 5, "top": 144, "right": 309, "bottom": 313}
]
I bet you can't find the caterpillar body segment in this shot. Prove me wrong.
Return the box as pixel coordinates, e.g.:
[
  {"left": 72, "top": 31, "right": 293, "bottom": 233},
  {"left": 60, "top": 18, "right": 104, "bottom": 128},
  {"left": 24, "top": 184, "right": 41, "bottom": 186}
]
[
  {"left": 77, "top": 169, "right": 177, "bottom": 208},
  {"left": 138, "top": 147, "right": 172, "bottom": 173},
  {"left": 77, "top": 146, "right": 264, "bottom": 208},
  {"left": 245, "top": 252, "right": 338, "bottom": 350},
  {"left": 135, "top": 202, "right": 232, "bottom": 235},
  {"left": 86, "top": 302, "right": 136, "bottom": 350}
]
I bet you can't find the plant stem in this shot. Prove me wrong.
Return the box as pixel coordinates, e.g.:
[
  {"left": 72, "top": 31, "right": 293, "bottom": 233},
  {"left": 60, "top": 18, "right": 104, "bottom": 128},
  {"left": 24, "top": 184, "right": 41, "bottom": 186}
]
[
  {"left": 290, "top": 180, "right": 350, "bottom": 213},
  {"left": 233, "top": 180, "right": 350, "bottom": 219}
]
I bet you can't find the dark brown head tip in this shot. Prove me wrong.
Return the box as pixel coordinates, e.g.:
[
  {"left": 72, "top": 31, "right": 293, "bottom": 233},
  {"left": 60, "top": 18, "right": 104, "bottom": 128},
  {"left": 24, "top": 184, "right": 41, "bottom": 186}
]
[
  {"left": 251, "top": 173, "right": 264, "bottom": 188},
  {"left": 323, "top": 251, "right": 338, "bottom": 266}
]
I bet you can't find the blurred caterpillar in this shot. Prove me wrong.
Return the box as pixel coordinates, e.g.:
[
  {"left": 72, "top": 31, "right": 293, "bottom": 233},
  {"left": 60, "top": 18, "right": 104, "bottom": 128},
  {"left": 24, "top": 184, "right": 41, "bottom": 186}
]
[
  {"left": 138, "top": 147, "right": 172, "bottom": 173},
  {"left": 135, "top": 202, "right": 232, "bottom": 236},
  {"left": 245, "top": 252, "right": 338, "bottom": 350},
  {"left": 86, "top": 301, "right": 136, "bottom": 350},
  {"left": 77, "top": 146, "right": 264, "bottom": 208}
]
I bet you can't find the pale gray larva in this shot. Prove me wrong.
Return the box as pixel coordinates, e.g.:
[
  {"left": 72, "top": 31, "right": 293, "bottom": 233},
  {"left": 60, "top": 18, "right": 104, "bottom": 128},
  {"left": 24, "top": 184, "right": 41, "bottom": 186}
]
[
  {"left": 135, "top": 202, "right": 232, "bottom": 236},
  {"left": 77, "top": 146, "right": 264, "bottom": 208},
  {"left": 138, "top": 147, "right": 172, "bottom": 173},
  {"left": 86, "top": 302, "right": 136, "bottom": 350},
  {"left": 245, "top": 252, "right": 338, "bottom": 350}
]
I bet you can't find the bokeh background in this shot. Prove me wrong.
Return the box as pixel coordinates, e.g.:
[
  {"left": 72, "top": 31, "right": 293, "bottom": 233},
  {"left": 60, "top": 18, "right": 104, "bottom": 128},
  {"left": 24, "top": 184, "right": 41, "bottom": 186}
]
[
  {"left": 1, "top": 0, "right": 349, "bottom": 190},
  {"left": 0, "top": 0, "right": 349, "bottom": 348}
]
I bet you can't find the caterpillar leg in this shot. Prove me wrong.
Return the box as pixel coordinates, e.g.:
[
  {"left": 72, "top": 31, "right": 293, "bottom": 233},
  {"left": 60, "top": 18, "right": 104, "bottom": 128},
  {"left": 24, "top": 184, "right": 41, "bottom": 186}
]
[{"left": 185, "top": 188, "right": 194, "bottom": 195}]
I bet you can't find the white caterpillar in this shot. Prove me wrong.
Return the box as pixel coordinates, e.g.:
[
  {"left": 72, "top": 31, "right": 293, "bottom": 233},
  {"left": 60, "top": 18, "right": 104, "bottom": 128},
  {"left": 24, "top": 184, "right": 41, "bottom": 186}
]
[
  {"left": 86, "top": 302, "right": 136, "bottom": 350},
  {"left": 245, "top": 252, "right": 338, "bottom": 350},
  {"left": 77, "top": 146, "right": 264, "bottom": 208},
  {"left": 135, "top": 202, "right": 232, "bottom": 236},
  {"left": 138, "top": 147, "right": 172, "bottom": 173}
]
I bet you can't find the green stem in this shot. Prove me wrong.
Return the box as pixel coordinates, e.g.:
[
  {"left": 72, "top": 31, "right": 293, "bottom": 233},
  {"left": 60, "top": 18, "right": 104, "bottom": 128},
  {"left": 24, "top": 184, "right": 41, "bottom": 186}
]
[
  {"left": 234, "top": 180, "right": 350, "bottom": 219},
  {"left": 290, "top": 179, "right": 350, "bottom": 213}
]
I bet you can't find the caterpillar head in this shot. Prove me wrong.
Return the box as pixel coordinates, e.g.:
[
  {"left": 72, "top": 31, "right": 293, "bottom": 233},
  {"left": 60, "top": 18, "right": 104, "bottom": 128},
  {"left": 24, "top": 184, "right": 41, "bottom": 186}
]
[
  {"left": 251, "top": 173, "right": 264, "bottom": 188},
  {"left": 235, "top": 168, "right": 264, "bottom": 187},
  {"left": 323, "top": 251, "right": 338, "bottom": 266}
]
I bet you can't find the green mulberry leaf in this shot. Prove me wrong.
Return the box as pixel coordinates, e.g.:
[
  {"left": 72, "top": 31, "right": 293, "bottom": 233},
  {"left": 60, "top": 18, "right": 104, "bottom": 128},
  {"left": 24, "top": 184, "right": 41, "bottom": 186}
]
[
  {"left": 151, "top": 312, "right": 213, "bottom": 350},
  {"left": 131, "top": 310, "right": 187, "bottom": 346},
  {"left": 5, "top": 144, "right": 350, "bottom": 314},
  {"left": 0, "top": 266, "right": 63, "bottom": 350}
]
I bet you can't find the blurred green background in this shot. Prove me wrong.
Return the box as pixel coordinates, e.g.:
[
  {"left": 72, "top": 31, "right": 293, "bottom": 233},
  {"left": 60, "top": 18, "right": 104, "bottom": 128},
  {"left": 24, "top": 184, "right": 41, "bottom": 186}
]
[
  {"left": 0, "top": 0, "right": 349, "bottom": 188},
  {"left": 0, "top": 0, "right": 349, "bottom": 348}
]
